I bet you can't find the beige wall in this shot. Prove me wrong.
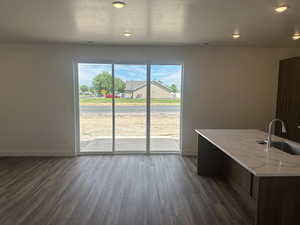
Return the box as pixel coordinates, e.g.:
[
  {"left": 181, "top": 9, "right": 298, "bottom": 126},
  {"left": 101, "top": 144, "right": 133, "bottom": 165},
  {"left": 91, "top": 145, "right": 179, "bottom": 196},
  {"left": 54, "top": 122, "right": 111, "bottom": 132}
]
[
  {"left": 129, "top": 84, "right": 173, "bottom": 99},
  {"left": 150, "top": 84, "right": 173, "bottom": 99},
  {"left": 0, "top": 44, "right": 299, "bottom": 156},
  {"left": 132, "top": 86, "right": 146, "bottom": 98}
]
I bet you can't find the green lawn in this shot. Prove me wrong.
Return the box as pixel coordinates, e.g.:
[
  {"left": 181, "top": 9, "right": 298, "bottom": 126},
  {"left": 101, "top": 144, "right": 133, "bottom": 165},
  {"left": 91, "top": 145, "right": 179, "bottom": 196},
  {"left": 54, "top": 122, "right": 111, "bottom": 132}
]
[{"left": 80, "top": 97, "right": 180, "bottom": 104}]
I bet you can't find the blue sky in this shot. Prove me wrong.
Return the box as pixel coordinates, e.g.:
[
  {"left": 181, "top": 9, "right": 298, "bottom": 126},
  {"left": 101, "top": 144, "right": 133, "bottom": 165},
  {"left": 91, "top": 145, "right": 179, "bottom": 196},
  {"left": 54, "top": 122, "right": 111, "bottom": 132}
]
[{"left": 78, "top": 64, "right": 182, "bottom": 90}]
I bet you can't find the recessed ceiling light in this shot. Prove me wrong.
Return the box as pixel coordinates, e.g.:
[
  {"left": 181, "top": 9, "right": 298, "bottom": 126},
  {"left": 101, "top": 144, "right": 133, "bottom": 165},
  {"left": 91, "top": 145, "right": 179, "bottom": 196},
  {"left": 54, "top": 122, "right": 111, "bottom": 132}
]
[
  {"left": 275, "top": 4, "right": 288, "bottom": 13},
  {"left": 232, "top": 33, "right": 240, "bottom": 39},
  {"left": 123, "top": 32, "right": 132, "bottom": 37},
  {"left": 292, "top": 33, "right": 300, "bottom": 40},
  {"left": 112, "top": 1, "right": 126, "bottom": 9}
]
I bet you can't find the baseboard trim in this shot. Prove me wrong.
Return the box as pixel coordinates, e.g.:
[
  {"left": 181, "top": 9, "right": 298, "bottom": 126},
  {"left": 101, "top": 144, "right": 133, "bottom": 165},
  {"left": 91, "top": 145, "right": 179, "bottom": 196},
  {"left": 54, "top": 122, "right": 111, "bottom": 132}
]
[
  {"left": 182, "top": 153, "right": 197, "bottom": 156},
  {"left": 181, "top": 148, "right": 197, "bottom": 156},
  {"left": 0, "top": 150, "right": 195, "bottom": 157},
  {"left": 0, "top": 150, "right": 75, "bottom": 157}
]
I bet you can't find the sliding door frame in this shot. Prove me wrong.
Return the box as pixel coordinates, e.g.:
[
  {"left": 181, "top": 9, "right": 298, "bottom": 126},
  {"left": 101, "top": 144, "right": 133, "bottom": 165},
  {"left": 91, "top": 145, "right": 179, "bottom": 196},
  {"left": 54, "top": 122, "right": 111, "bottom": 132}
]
[
  {"left": 113, "top": 63, "right": 148, "bottom": 154},
  {"left": 73, "top": 59, "right": 183, "bottom": 156}
]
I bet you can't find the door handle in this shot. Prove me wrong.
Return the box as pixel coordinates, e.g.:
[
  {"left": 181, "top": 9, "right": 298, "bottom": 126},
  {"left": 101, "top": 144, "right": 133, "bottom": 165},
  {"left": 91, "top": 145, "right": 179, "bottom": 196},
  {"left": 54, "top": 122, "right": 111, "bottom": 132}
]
[{"left": 298, "top": 126, "right": 300, "bottom": 129}]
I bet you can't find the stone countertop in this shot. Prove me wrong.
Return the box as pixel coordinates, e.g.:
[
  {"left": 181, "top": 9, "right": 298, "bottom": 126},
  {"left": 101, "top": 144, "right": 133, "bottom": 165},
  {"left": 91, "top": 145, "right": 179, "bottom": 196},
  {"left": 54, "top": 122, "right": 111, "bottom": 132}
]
[{"left": 195, "top": 129, "right": 300, "bottom": 177}]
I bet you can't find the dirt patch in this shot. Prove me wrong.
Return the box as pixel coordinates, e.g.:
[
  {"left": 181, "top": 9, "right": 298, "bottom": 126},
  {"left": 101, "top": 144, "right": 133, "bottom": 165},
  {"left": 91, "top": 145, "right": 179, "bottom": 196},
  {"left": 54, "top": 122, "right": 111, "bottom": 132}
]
[{"left": 80, "top": 113, "right": 180, "bottom": 140}]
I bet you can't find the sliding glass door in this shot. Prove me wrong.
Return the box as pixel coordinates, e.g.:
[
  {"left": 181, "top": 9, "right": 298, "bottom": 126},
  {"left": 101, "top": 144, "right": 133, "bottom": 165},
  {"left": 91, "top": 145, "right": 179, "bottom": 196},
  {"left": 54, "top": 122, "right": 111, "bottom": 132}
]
[
  {"left": 150, "top": 65, "right": 182, "bottom": 152},
  {"left": 114, "top": 64, "right": 147, "bottom": 152},
  {"left": 78, "top": 63, "right": 113, "bottom": 152},
  {"left": 77, "top": 63, "right": 182, "bottom": 153}
]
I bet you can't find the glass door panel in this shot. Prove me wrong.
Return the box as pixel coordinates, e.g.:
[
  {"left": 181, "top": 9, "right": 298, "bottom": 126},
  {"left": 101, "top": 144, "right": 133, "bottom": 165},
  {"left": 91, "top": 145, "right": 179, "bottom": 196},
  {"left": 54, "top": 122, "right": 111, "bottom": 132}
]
[
  {"left": 150, "top": 65, "right": 182, "bottom": 152},
  {"left": 114, "top": 64, "right": 147, "bottom": 152},
  {"left": 78, "top": 63, "right": 113, "bottom": 152}
]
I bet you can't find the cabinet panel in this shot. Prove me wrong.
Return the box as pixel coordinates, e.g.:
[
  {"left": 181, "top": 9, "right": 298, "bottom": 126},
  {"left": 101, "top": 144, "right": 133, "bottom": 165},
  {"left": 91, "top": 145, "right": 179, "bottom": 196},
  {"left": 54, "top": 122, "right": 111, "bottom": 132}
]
[
  {"left": 276, "top": 57, "right": 300, "bottom": 143},
  {"left": 251, "top": 176, "right": 259, "bottom": 200},
  {"left": 256, "top": 177, "right": 300, "bottom": 225},
  {"left": 197, "top": 135, "right": 224, "bottom": 176},
  {"left": 223, "top": 155, "right": 252, "bottom": 195}
]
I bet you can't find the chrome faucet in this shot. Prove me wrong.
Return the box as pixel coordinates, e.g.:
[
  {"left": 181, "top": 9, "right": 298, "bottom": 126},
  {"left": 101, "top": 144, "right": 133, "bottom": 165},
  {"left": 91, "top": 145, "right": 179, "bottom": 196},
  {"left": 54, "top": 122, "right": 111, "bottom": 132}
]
[{"left": 266, "top": 119, "right": 287, "bottom": 151}]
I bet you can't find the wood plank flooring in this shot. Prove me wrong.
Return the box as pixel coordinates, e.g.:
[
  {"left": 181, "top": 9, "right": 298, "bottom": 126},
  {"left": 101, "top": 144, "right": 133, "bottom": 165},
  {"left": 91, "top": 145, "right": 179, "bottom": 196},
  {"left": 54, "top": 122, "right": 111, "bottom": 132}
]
[{"left": 0, "top": 156, "right": 252, "bottom": 225}]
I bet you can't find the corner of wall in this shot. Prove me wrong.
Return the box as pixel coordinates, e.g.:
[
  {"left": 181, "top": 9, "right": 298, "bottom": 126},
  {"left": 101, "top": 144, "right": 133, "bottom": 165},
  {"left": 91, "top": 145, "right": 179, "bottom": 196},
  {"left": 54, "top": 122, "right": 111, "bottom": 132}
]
[{"left": 181, "top": 148, "right": 197, "bottom": 156}]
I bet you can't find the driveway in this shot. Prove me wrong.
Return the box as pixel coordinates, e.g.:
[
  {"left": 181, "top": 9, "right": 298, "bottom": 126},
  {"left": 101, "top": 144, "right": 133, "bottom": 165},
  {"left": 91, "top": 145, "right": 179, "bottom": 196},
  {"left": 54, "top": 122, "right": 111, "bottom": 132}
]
[{"left": 80, "top": 105, "right": 180, "bottom": 113}]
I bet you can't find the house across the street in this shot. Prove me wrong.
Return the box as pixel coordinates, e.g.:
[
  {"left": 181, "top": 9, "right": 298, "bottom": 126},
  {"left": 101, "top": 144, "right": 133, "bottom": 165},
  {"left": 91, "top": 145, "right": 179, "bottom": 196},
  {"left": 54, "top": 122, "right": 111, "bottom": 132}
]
[{"left": 124, "top": 80, "right": 174, "bottom": 99}]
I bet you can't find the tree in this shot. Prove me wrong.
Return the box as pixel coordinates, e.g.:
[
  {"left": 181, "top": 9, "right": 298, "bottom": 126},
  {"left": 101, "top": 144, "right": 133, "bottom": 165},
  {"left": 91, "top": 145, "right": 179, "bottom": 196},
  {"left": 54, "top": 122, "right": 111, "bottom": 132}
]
[
  {"left": 89, "top": 86, "right": 96, "bottom": 94},
  {"left": 92, "top": 72, "right": 112, "bottom": 94},
  {"left": 92, "top": 72, "right": 126, "bottom": 94},
  {"left": 115, "top": 77, "right": 126, "bottom": 93},
  {"left": 169, "top": 84, "right": 177, "bottom": 93},
  {"left": 80, "top": 85, "right": 89, "bottom": 92}
]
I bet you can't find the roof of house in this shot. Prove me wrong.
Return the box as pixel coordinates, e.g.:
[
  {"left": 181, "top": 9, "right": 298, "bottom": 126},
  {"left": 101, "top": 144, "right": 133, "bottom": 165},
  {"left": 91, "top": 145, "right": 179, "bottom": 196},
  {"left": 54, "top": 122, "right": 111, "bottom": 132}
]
[
  {"left": 124, "top": 80, "right": 172, "bottom": 92},
  {"left": 124, "top": 81, "right": 145, "bottom": 91}
]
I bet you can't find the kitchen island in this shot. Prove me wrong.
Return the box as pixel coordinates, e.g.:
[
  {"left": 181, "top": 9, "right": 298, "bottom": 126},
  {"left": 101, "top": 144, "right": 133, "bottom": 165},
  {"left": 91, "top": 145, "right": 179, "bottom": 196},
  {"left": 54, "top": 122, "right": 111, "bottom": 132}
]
[{"left": 195, "top": 129, "right": 300, "bottom": 225}]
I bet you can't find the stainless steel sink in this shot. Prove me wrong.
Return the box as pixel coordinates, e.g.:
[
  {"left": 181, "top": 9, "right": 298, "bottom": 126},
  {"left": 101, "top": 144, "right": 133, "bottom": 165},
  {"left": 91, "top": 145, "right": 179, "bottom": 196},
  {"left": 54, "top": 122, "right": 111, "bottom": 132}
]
[
  {"left": 270, "top": 141, "right": 300, "bottom": 155},
  {"left": 257, "top": 140, "right": 300, "bottom": 155}
]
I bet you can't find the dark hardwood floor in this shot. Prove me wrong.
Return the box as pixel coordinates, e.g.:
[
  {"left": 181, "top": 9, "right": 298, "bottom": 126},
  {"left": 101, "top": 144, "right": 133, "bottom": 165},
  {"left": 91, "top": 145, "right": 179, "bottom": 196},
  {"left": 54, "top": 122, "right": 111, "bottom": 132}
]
[{"left": 0, "top": 156, "right": 252, "bottom": 225}]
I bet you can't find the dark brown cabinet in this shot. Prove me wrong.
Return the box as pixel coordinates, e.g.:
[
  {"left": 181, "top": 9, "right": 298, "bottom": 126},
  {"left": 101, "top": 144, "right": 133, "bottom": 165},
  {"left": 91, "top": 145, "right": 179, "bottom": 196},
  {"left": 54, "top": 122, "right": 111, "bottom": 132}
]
[{"left": 276, "top": 56, "right": 300, "bottom": 142}]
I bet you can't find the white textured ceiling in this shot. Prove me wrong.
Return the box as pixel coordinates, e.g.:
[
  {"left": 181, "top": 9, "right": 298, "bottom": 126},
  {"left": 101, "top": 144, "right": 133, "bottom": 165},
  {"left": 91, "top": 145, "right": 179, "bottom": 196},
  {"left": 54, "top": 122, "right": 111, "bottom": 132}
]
[{"left": 0, "top": 0, "right": 300, "bottom": 46}]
